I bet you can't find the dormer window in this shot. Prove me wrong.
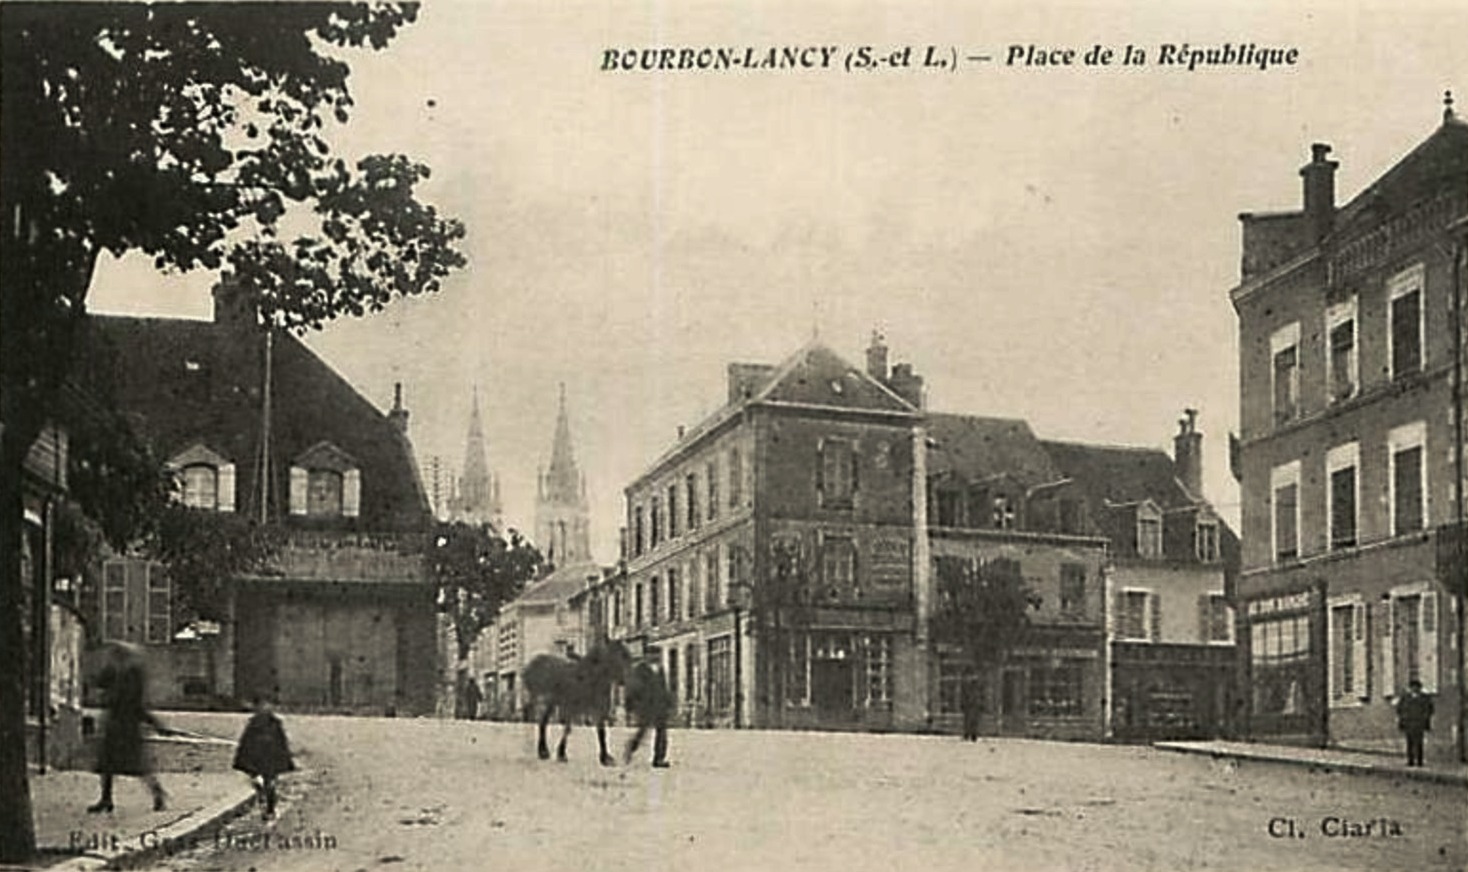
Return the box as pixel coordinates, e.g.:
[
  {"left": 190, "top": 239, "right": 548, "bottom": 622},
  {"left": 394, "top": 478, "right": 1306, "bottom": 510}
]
[
  {"left": 1195, "top": 516, "right": 1220, "bottom": 563},
  {"left": 1136, "top": 501, "right": 1162, "bottom": 558},
  {"left": 290, "top": 442, "right": 361, "bottom": 519},
  {"left": 167, "top": 444, "right": 235, "bottom": 512}
]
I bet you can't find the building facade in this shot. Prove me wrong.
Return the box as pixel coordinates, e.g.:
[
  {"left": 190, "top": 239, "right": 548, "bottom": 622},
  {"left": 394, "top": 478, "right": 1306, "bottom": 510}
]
[
  {"left": 1231, "top": 105, "right": 1468, "bottom": 757},
  {"left": 77, "top": 286, "right": 439, "bottom": 715}
]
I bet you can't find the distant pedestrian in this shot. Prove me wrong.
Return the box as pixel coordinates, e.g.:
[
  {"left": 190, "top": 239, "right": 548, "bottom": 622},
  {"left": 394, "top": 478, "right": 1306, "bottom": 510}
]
[
  {"left": 1395, "top": 679, "right": 1434, "bottom": 767},
  {"left": 960, "top": 675, "right": 982, "bottom": 742},
  {"left": 623, "top": 658, "right": 673, "bottom": 768},
  {"left": 88, "top": 641, "right": 169, "bottom": 813},
  {"left": 462, "top": 676, "right": 482, "bottom": 721},
  {"left": 233, "top": 695, "right": 296, "bottom": 820}
]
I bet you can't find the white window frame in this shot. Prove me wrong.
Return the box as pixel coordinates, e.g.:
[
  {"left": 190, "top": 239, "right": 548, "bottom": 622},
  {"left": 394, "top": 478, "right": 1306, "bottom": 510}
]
[
  {"left": 167, "top": 443, "right": 236, "bottom": 513},
  {"left": 1388, "top": 263, "right": 1426, "bottom": 379},
  {"left": 1136, "top": 501, "right": 1163, "bottom": 559},
  {"left": 1327, "top": 593, "right": 1368, "bottom": 707},
  {"left": 1387, "top": 421, "right": 1428, "bottom": 537},
  {"left": 1325, "top": 297, "right": 1358, "bottom": 404},
  {"left": 1195, "top": 516, "right": 1220, "bottom": 563},
  {"left": 1325, "top": 442, "right": 1359, "bottom": 552},
  {"left": 1119, "top": 587, "right": 1157, "bottom": 642},
  {"left": 1385, "top": 581, "right": 1439, "bottom": 696},
  {"left": 1270, "top": 461, "right": 1302, "bottom": 563},
  {"left": 1271, "top": 321, "right": 1301, "bottom": 424},
  {"left": 289, "top": 442, "right": 361, "bottom": 518}
]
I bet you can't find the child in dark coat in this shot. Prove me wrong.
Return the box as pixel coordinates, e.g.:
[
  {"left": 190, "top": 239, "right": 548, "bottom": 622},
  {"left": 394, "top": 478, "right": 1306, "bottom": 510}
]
[{"left": 233, "top": 697, "right": 296, "bottom": 819}]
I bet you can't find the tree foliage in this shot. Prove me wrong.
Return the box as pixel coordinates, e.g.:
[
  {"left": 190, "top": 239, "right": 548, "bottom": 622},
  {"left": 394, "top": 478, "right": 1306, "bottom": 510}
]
[
  {"left": 0, "top": 5, "right": 462, "bottom": 859},
  {"left": 143, "top": 506, "right": 282, "bottom": 630},
  {"left": 932, "top": 555, "right": 1042, "bottom": 670},
  {"left": 429, "top": 523, "right": 542, "bottom": 663}
]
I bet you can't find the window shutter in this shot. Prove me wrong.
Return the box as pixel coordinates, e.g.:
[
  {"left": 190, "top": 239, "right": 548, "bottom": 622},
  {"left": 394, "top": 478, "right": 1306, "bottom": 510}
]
[
  {"left": 815, "top": 438, "right": 826, "bottom": 496},
  {"left": 343, "top": 468, "right": 362, "bottom": 518},
  {"left": 850, "top": 445, "right": 860, "bottom": 494},
  {"left": 1197, "top": 594, "right": 1209, "bottom": 642},
  {"left": 1352, "top": 601, "right": 1368, "bottom": 700},
  {"left": 289, "top": 466, "right": 308, "bottom": 515},
  {"left": 1113, "top": 589, "right": 1125, "bottom": 638},
  {"left": 1379, "top": 600, "right": 1395, "bottom": 697},
  {"left": 218, "top": 462, "right": 236, "bottom": 512},
  {"left": 1326, "top": 606, "right": 1339, "bottom": 700},
  {"left": 1420, "top": 591, "right": 1438, "bottom": 693},
  {"left": 1149, "top": 592, "right": 1161, "bottom": 642}
]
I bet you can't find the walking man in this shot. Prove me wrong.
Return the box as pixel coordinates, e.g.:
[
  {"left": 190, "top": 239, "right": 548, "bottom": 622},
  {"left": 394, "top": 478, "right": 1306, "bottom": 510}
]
[
  {"left": 88, "top": 641, "right": 169, "bottom": 813},
  {"left": 623, "top": 655, "right": 673, "bottom": 768},
  {"left": 1395, "top": 679, "right": 1434, "bottom": 767}
]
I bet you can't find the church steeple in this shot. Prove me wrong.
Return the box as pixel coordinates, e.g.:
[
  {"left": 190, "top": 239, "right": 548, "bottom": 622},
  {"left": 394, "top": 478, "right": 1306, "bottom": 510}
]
[
  {"left": 535, "top": 383, "right": 592, "bottom": 569},
  {"left": 448, "top": 386, "right": 501, "bottom": 528}
]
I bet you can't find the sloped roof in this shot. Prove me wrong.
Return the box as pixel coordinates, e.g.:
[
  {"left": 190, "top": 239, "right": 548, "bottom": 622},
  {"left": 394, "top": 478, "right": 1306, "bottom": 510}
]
[
  {"left": 1040, "top": 440, "right": 1194, "bottom": 511},
  {"left": 752, "top": 341, "right": 917, "bottom": 414},
  {"left": 925, "top": 414, "right": 1061, "bottom": 487},
  {"left": 514, "top": 560, "right": 602, "bottom": 606},
  {"left": 1331, "top": 115, "right": 1468, "bottom": 239},
  {"left": 81, "top": 315, "right": 431, "bottom": 531}
]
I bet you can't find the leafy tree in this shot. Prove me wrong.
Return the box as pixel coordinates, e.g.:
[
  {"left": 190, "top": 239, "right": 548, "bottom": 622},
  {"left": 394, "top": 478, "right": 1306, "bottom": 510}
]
[
  {"left": 429, "top": 523, "right": 542, "bottom": 663},
  {"left": 932, "top": 555, "right": 1042, "bottom": 675},
  {"left": 0, "top": 4, "right": 464, "bottom": 859}
]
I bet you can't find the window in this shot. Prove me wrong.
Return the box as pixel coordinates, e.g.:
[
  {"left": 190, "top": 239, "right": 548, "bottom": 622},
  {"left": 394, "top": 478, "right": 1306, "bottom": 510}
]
[
  {"left": 1328, "top": 596, "right": 1368, "bottom": 705},
  {"left": 1271, "top": 322, "right": 1300, "bottom": 425},
  {"left": 1119, "top": 590, "right": 1152, "bottom": 640},
  {"left": 817, "top": 438, "right": 857, "bottom": 508},
  {"left": 1389, "top": 264, "right": 1425, "bottom": 379},
  {"left": 1272, "top": 461, "right": 1301, "bottom": 562},
  {"left": 728, "top": 448, "right": 742, "bottom": 509},
  {"left": 935, "top": 489, "right": 961, "bottom": 527},
  {"left": 707, "top": 636, "right": 733, "bottom": 714},
  {"left": 146, "top": 566, "right": 171, "bottom": 645},
  {"left": 634, "top": 582, "right": 645, "bottom": 627},
  {"left": 289, "top": 443, "right": 360, "bottom": 518},
  {"left": 1326, "top": 298, "right": 1357, "bottom": 403},
  {"left": 666, "top": 648, "right": 679, "bottom": 705},
  {"left": 1203, "top": 594, "right": 1233, "bottom": 643},
  {"left": 685, "top": 644, "right": 699, "bottom": 703},
  {"left": 686, "top": 474, "right": 699, "bottom": 531},
  {"left": 1028, "top": 663, "right": 1082, "bottom": 718},
  {"left": 667, "top": 484, "right": 679, "bottom": 538},
  {"left": 706, "top": 461, "right": 719, "bottom": 521},
  {"left": 1389, "top": 422, "right": 1427, "bottom": 536},
  {"left": 991, "top": 494, "right": 1015, "bottom": 530},
  {"left": 685, "top": 561, "right": 699, "bottom": 620},
  {"left": 649, "top": 575, "right": 660, "bottom": 626},
  {"left": 1387, "top": 586, "right": 1438, "bottom": 694},
  {"left": 937, "top": 651, "right": 967, "bottom": 716},
  {"left": 1196, "top": 519, "right": 1220, "bottom": 562},
  {"left": 1060, "top": 564, "right": 1086, "bottom": 614},
  {"left": 727, "top": 545, "right": 743, "bottom": 600},
  {"left": 633, "top": 506, "right": 645, "bottom": 556},
  {"left": 168, "top": 444, "right": 235, "bottom": 512},
  {"left": 103, "top": 562, "right": 128, "bottom": 641},
  {"left": 864, "top": 634, "right": 893, "bottom": 705},
  {"left": 666, "top": 568, "right": 680, "bottom": 622},
  {"left": 1249, "top": 613, "right": 1311, "bottom": 718},
  {"left": 650, "top": 497, "right": 661, "bottom": 546},
  {"left": 821, "top": 536, "right": 856, "bottom": 601},
  {"left": 1327, "top": 442, "right": 1359, "bottom": 550},
  {"left": 703, "top": 550, "right": 719, "bottom": 613},
  {"left": 1136, "top": 503, "right": 1162, "bottom": 558},
  {"left": 181, "top": 464, "right": 219, "bottom": 510},
  {"left": 612, "top": 589, "right": 624, "bottom": 627}
]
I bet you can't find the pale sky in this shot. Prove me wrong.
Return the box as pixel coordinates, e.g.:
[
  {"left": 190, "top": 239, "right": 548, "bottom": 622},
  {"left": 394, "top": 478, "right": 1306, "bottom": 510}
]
[{"left": 89, "top": 0, "right": 1468, "bottom": 562}]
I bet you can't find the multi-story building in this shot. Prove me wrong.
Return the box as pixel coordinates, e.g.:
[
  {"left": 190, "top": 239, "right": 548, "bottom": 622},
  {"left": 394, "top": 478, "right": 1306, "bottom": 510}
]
[
  {"left": 1231, "top": 102, "right": 1468, "bottom": 757},
  {"left": 590, "top": 336, "right": 1228, "bottom": 738},
  {"left": 77, "top": 284, "right": 439, "bottom": 715}
]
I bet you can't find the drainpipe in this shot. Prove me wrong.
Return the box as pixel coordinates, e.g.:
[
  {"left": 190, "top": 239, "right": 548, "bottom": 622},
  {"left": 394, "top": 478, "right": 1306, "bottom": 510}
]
[{"left": 912, "top": 425, "right": 931, "bottom": 728}]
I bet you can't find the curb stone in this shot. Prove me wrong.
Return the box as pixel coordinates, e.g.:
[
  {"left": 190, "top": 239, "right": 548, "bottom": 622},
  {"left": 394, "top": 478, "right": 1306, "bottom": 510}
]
[
  {"left": 46, "top": 787, "right": 258, "bottom": 872},
  {"left": 1154, "top": 741, "right": 1468, "bottom": 789}
]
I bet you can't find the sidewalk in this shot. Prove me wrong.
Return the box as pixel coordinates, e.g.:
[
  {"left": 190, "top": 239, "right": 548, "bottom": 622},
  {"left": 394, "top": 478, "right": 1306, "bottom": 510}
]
[
  {"left": 1155, "top": 739, "right": 1468, "bottom": 788},
  {"left": 24, "top": 732, "right": 258, "bottom": 871}
]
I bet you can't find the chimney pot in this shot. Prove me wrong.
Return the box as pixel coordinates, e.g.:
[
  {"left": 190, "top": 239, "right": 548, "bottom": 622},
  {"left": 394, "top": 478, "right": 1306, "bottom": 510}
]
[
  {"left": 1173, "top": 409, "right": 1204, "bottom": 500},
  {"left": 1300, "top": 142, "right": 1338, "bottom": 243}
]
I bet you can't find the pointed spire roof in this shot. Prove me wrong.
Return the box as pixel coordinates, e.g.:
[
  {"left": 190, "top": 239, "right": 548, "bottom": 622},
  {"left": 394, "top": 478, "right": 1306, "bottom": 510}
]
[{"left": 544, "top": 383, "right": 582, "bottom": 505}]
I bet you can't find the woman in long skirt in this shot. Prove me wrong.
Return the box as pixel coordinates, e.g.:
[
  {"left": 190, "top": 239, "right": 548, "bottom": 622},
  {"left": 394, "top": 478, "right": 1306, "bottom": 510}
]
[{"left": 88, "top": 642, "right": 168, "bottom": 813}]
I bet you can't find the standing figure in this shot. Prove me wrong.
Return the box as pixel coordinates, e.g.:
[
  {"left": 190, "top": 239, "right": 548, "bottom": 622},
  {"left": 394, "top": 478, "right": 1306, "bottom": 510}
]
[
  {"left": 233, "top": 696, "right": 297, "bottom": 820},
  {"left": 462, "top": 676, "right": 482, "bottom": 721},
  {"left": 88, "top": 642, "right": 168, "bottom": 813},
  {"left": 623, "top": 658, "right": 674, "bottom": 768},
  {"left": 1395, "top": 679, "right": 1434, "bottom": 767}
]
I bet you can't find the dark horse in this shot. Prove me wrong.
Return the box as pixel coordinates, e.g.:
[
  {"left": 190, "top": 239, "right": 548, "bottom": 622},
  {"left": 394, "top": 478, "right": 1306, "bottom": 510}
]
[{"left": 522, "top": 640, "right": 631, "bottom": 766}]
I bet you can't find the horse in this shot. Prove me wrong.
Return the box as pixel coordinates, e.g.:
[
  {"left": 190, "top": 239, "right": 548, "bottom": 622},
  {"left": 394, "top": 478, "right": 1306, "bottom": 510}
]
[{"left": 521, "top": 640, "right": 632, "bottom": 766}]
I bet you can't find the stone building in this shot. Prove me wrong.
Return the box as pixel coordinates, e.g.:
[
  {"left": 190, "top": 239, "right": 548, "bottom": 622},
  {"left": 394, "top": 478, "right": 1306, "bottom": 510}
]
[
  {"left": 1230, "top": 100, "right": 1468, "bottom": 757},
  {"left": 77, "top": 286, "right": 438, "bottom": 715}
]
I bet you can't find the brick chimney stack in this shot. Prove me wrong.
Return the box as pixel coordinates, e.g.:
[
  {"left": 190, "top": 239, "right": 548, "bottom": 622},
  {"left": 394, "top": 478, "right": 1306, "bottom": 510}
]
[
  {"left": 1174, "top": 408, "right": 1204, "bottom": 500},
  {"left": 211, "top": 279, "right": 259, "bottom": 328},
  {"left": 1300, "top": 142, "right": 1338, "bottom": 243},
  {"left": 888, "top": 363, "right": 925, "bottom": 410},
  {"left": 866, "top": 330, "right": 889, "bottom": 382},
  {"left": 389, "top": 382, "right": 410, "bottom": 434}
]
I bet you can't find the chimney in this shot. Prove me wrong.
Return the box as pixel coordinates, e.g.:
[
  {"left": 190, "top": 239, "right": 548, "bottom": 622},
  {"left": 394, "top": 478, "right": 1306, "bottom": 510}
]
[
  {"left": 1300, "top": 142, "right": 1338, "bottom": 243},
  {"left": 389, "top": 382, "right": 410, "bottom": 434},
  {"left": 865, "top": 330, "right": 889, "bottom": 382},
  {"left": 1174, "top": 408, "right": 1204, "bottom": 499},
  {"left": 888, "top": 363, "right": 925, "bottom": 409},
  {"left": 211, "top": 278, "right": 259, "bottom": 328}
]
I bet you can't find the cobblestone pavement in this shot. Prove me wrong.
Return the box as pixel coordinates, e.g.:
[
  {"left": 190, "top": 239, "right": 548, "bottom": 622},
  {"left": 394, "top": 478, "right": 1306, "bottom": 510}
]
[{"left": 154, "top": 713, "right": 1466, "bottom": 872}]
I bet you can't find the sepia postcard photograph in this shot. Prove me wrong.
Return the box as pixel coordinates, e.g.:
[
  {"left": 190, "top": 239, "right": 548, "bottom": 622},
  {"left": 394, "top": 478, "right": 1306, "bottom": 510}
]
[{"left": 1, "top": 1, "right": 1465, "bottom": 870}]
